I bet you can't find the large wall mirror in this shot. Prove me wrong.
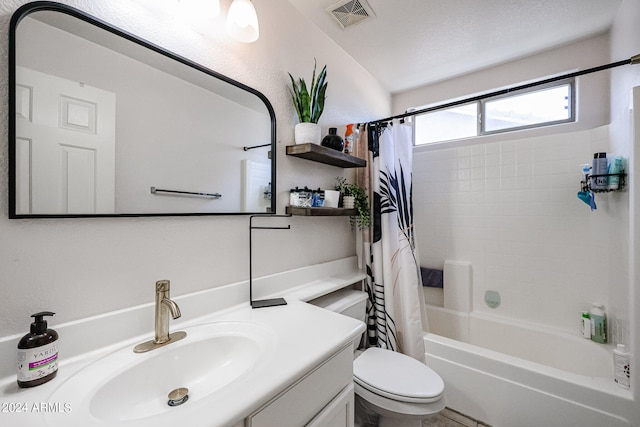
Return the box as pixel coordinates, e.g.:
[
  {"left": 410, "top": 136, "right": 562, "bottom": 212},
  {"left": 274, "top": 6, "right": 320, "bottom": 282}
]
[{"left": 9, "top": 1, "right": 276, "bottom": 218}]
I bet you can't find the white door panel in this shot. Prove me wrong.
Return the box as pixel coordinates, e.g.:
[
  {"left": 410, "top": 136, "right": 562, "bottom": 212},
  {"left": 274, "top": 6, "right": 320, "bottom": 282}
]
[{"left": 15, "top": 66, "right": 116, "bottom": 214}]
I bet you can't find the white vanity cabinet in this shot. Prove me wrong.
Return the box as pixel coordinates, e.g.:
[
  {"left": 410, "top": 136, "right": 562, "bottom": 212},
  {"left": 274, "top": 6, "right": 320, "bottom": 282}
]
[
  {"left": 246, "top": 344, "right": 355, "bottom": 427},
  {"left": 305, "top": 383, "right": 354, "bottom": 427},
  {"left": 0, "top": 261, "right": 366, "bottom": 427}
]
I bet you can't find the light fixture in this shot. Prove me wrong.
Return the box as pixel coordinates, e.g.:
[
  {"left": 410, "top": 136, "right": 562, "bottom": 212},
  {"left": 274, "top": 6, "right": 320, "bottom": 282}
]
[
  {"left": 185, "top": 0, "right": 220, "bottom": 31},
  {"left": 226, "top": 0, "right": 259, "bottom": 43}
]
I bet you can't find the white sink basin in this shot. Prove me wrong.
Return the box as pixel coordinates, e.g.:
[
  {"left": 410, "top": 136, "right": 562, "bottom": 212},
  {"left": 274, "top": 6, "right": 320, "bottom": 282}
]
[{"left": 45, "top": 321, "right": 275, "bottom": 426}]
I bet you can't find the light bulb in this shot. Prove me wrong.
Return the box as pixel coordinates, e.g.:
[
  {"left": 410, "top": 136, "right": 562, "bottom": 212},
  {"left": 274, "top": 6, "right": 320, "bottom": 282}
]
[{"left": 226, "top": 0, "right": 259, "bottom": 43}]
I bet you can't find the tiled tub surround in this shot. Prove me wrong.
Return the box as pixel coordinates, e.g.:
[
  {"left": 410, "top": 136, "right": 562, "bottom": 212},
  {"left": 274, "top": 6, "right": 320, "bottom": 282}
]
[
  {"left": 0, "top": 258, "right": 366, "bottom": 426},
  {"left": 414, "top": 126, "right": 624, "bottom": 335},
  {"left": 414, "top": 126, "right": 634, "bottom": 426}
]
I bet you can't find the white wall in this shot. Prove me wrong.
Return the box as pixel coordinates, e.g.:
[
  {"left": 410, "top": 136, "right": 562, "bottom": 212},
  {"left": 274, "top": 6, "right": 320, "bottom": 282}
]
[
  {"left": 608, "top": 0, "right": 640, "bottom": 417},
  {"left": 0, "top": 0, "right": 390, "bottom": 337},
  {"left": 609, "top": 0, "right": 640, "bottom": 342}
]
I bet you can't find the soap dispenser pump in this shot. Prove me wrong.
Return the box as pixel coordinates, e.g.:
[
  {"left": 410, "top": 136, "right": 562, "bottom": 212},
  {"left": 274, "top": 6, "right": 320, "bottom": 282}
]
[{"left": 17, "top": 311, "right": 59, "bottom": 388}]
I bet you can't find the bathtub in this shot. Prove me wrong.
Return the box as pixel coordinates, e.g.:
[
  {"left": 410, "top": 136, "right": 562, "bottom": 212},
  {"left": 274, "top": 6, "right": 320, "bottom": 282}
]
[{"left": 424, "top": 305, "right": 634, "bottom": 427}]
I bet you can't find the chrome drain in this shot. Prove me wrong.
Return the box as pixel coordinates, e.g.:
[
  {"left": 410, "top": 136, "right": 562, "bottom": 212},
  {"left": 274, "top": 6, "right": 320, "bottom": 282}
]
[{"left": 167, "top": 387, "right": 189, "bottom": 407}]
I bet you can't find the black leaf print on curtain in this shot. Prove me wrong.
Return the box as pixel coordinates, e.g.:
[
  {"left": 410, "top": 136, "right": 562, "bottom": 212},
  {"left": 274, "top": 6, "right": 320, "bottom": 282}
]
[
  {"left": 380, "top": 163, "right": 416, "bottom": 256},
  {"left": 365, "top": 263, "right": 378, "bottom": 346},
  {"left": 365, "top": 241, "right": 398, "bottom": 349}
]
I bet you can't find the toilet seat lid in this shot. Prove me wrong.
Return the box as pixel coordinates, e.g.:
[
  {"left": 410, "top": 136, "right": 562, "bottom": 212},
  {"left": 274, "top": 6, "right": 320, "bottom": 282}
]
[{"left": 353, "top": 348, "right": 444, "bottom": 403}]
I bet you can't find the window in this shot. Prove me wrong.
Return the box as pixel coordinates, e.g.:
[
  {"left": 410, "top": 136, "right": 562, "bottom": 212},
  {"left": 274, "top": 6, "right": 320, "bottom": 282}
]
[
  {"left": 414, "top": 103, "right": 477, "bottom": 145},
  {"left": 412, "top": 79, "right": 574, "bottom": 145}
]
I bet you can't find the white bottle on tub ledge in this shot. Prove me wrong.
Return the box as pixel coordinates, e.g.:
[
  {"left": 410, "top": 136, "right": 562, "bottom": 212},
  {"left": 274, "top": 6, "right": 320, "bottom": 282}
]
[{"left": 613, "top": 344, "right": 631, "bottom": 389}]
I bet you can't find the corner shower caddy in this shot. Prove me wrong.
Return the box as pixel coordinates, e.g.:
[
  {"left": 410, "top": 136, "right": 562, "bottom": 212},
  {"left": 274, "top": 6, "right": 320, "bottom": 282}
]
[{"left": 580, "top": 171, "right": 627, "bottom": 193}]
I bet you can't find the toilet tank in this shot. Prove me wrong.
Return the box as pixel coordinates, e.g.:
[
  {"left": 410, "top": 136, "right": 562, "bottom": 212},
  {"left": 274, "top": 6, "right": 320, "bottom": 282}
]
[{"left": 309, "top": 289, "right": 368, "bottom": 323}]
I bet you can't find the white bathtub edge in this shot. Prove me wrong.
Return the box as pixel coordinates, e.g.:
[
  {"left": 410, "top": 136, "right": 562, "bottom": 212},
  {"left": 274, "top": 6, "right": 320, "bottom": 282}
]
[{"left": 424, "top": 332, "right": 634, "bottom": 427}]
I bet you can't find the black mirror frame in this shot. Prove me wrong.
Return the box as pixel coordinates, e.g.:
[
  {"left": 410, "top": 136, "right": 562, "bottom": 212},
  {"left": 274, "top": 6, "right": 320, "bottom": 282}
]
[{"left": 8, "top": 1, "right": 277, "bottom": 218}]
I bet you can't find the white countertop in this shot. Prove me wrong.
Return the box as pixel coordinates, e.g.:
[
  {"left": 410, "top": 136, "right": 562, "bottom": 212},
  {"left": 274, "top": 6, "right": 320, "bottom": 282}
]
[{"left": 0, "top": 300, "right": 364, "bottom": 427}]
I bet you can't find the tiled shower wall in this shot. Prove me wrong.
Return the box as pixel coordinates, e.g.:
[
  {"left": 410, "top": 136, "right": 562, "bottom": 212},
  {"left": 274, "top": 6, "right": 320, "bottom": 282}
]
[{"left": 414, "top": 126, "right": 628, "bottom": 336}]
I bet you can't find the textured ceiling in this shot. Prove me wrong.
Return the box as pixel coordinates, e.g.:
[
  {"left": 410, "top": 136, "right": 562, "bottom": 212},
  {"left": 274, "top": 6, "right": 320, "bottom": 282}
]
[{"left": 287, "top": 0, "right": 623, "bottom": 93}]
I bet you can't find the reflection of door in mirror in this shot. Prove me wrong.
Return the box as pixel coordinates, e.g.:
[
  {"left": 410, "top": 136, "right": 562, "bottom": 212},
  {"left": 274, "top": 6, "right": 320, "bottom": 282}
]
[
  {"left": 15, "top": 66, "right": 116, "bottom": 215},
  {"left": 242, "top": 159, "right": 271, "bottom": 213}
]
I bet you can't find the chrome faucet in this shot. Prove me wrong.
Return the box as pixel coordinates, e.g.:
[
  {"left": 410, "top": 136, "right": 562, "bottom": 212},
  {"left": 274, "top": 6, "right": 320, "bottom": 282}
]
[
  {"left": 134, "top": 280, "right": 186, "bottom": 353},
  {"left": 154, "top": 280, "right": 181, "bottom": 344}
]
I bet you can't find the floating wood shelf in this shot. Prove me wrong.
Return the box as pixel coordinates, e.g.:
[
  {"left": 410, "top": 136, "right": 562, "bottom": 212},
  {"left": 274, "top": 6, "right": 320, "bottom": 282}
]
[
  {"left": 286, "top": 206, "right": 357, "bottom": 216},
  {"left": 286, "top": 143, "right": 366, "bottom": 168}
]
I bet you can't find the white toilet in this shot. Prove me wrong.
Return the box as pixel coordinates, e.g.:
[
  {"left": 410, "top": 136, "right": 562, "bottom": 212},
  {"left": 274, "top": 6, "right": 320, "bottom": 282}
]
[{"left": 309, "top": 289, "right": 446, "bottom": 427}]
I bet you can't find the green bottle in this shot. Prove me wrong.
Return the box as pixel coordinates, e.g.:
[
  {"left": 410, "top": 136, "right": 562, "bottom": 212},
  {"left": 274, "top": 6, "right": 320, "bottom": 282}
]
[{"left": 590, "top": 303, "right": 607, "bottom": 344}]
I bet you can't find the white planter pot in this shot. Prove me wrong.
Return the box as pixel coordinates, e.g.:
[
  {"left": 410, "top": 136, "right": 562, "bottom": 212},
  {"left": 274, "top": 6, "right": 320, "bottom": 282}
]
[
  {"left": 295, "top": 123, "right": 321, "bottom": 145},
  {"left": 342, "top": 195, "right": 355, "bottom": 209}
]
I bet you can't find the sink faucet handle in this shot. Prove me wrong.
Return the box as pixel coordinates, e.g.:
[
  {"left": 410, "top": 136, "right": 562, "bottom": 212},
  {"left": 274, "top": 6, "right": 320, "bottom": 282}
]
[{"left": 156, "top": 280, "right": 171, "bottom": 292}]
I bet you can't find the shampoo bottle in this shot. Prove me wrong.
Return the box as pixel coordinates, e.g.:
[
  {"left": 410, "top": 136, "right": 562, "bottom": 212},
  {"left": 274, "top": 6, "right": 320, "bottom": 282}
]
[
  {"left": 591, "top": 152, "right": 608, "bottom": 190},
  {"left": 613, "top": 344, "right": 631, "bottom": 389},
  {"left": 607, "top": 155, "right": 624, "bottom": 190},
  {"left": 590, "top": 303, "right": 607, "bottom": 344},
  {"left": 17, "top": 311, "right": 59, "bottom": 388}
]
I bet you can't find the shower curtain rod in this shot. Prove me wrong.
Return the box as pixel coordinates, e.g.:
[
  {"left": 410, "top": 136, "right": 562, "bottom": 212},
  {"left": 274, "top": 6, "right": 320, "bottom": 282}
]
[{"left": 369, "top": 53, "right": 640, "bottom": 125}]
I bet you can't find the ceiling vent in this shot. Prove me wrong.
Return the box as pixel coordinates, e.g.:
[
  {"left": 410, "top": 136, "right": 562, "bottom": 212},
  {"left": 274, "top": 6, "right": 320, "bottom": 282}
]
[{"left": 326, "top": 0, "right": 376, "bottom": 30}]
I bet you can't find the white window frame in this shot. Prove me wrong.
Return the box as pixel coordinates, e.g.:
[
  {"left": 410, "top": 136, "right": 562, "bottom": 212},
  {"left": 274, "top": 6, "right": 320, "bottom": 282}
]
[
  {"left": 480, "top": 79, "right": 575, "bottom": 135},
  {"left": 411, "top": 78, "right": 575, "bottom": 145}
]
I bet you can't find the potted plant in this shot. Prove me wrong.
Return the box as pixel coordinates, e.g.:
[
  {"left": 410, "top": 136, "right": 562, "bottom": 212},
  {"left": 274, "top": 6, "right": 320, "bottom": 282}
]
[
  {"left": 288, "top": 60, "right": 327, "bottom": 144},
  {"left": 336, "top": 177, "right": 371, "bottom": 229}
]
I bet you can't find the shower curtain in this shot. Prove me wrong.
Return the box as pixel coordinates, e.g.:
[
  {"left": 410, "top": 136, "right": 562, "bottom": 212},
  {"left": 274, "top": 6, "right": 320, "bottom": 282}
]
[{"left": 355, "top": 122, "right": 427, "bottom": 362}]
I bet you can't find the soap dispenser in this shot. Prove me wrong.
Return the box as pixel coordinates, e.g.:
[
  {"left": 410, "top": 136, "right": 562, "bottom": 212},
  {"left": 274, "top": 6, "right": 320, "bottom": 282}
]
[{"left": 17, "top": 311, "right": 59, "bottom": 388}]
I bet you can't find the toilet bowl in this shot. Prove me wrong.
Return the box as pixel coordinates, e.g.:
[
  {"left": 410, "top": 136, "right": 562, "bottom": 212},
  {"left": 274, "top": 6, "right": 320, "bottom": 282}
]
[
  {"left": 309, "top": 289, "right": 446, "bottom": 427},
  {"left": 354, "top": 347, "right": 445, "bottom": 426}
]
